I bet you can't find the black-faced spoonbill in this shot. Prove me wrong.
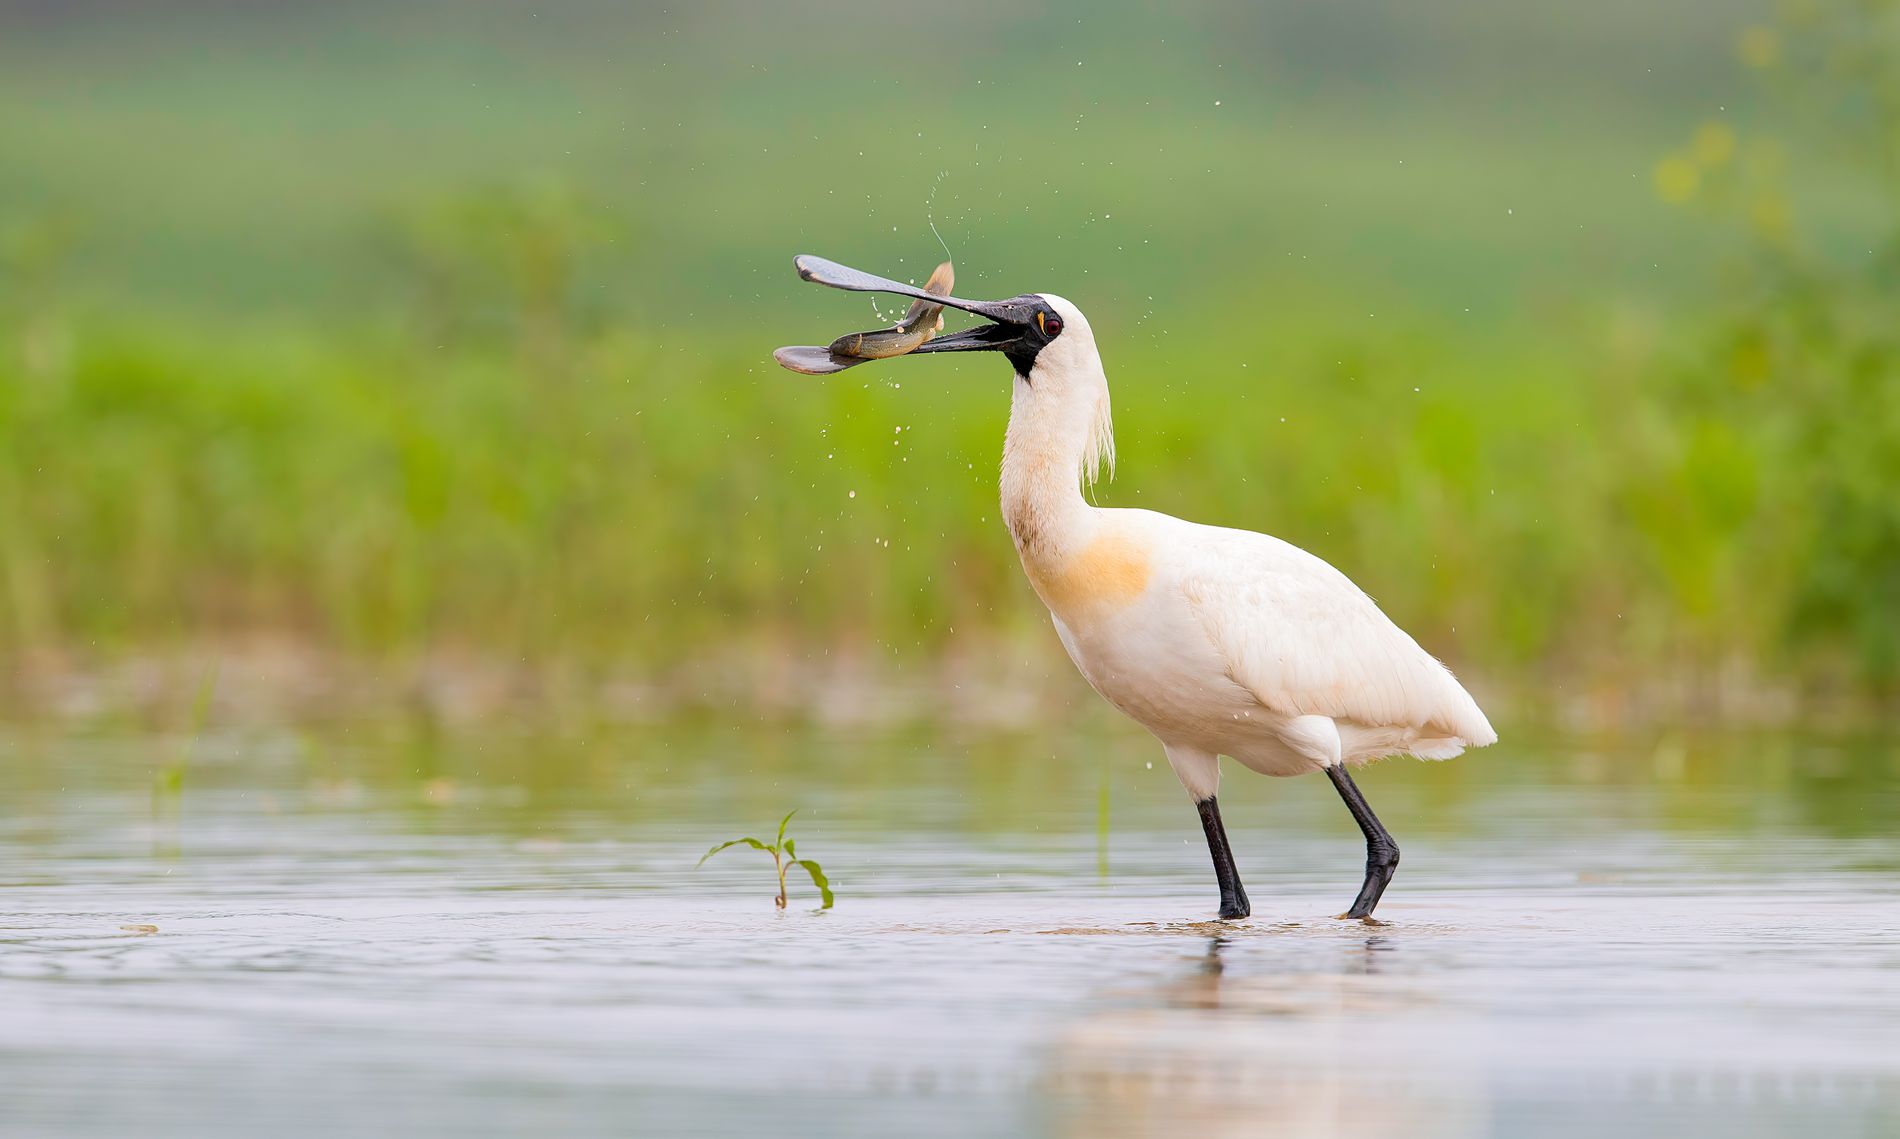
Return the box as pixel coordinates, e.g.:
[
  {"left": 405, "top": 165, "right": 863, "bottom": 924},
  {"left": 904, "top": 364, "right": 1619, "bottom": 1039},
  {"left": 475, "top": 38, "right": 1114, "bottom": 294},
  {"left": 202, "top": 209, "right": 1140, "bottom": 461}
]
[{"left": 777, "top": 255, "right": 1497, "bottom": 922}]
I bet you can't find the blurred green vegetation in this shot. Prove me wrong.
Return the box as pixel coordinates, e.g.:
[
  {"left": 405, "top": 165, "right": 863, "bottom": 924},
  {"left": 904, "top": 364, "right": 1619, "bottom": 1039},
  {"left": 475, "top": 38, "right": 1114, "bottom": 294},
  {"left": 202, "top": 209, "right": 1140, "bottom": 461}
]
[{"left": 0, "top": 0, "right": 1896, "bottom": 720}]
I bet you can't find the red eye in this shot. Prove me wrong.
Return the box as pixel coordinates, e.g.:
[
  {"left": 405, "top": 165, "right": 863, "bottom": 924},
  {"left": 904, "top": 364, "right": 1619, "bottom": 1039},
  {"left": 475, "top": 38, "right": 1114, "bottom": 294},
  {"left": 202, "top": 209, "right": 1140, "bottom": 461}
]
[{"left": 1042, "top": 315, "right": 1063, "bottom": 337}]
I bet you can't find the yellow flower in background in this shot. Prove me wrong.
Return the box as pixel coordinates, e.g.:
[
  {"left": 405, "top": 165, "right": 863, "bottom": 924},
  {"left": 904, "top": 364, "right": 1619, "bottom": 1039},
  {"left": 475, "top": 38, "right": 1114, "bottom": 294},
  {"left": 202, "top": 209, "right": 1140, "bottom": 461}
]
[
  {"left": 1749, "top": 193, "right": 1793, "bottom": 240},
  {"left": 1655, "top": 155, "right": 1701, "bottom": 203},
  {"left": 1692, "top": 122, "right": 1737, "bottom": 167},
  {"left": 1737, "top": 25, "right": 1781, "bottom": 69}
]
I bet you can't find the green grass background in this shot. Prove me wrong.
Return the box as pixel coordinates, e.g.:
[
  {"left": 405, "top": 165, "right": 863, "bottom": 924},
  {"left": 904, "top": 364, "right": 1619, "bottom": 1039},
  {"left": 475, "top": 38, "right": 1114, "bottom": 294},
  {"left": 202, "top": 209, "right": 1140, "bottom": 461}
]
[{"left": 2, "top": 0, "right": 1896, "bottom": 721}]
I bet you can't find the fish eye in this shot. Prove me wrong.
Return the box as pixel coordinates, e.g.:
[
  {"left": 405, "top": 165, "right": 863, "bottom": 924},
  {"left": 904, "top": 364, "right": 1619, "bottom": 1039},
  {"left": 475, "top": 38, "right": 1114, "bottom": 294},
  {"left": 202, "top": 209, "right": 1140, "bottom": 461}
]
[{"left": 1038, "top": 312, "right": 1063, "bottom": 338}]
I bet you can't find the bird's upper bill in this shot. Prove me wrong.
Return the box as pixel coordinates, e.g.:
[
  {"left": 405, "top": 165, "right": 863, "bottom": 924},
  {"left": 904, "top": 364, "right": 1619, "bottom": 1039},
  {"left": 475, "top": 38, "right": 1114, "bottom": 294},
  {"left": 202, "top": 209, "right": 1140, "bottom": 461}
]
[{"left": 774, "top": 254, "right": 1048, "bottom": 376}]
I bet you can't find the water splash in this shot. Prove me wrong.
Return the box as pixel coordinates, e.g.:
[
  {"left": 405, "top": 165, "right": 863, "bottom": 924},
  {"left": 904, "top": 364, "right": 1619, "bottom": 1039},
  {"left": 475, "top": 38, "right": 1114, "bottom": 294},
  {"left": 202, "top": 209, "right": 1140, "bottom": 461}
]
[{"left": 926, "top": 169, "right": 955, "bottom": 266}]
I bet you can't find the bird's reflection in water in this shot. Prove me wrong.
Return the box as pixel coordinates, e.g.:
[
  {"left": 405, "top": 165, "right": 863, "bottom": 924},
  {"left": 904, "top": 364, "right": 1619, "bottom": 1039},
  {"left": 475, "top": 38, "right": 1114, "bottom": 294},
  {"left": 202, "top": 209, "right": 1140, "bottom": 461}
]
[{"left": 1042, "top": 935, "right": 1485, "bottom": 1139}]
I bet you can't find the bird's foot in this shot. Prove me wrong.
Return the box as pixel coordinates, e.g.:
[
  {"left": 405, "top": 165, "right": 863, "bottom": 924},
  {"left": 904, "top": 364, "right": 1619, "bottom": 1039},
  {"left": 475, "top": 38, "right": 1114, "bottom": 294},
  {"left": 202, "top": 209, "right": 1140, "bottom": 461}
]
[
  {"left": 1217, "top": 900, "right": 1251, "bottom": 921},
  {"left": 1334, "top": 912, "right": 1389, "bottom": 927}
]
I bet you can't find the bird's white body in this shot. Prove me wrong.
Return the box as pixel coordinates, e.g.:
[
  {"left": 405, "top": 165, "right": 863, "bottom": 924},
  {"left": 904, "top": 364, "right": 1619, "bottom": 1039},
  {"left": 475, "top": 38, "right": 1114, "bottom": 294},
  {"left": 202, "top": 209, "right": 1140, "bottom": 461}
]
[{"left": 1003, "top": 296, "right": 1496, "bottom": 803}]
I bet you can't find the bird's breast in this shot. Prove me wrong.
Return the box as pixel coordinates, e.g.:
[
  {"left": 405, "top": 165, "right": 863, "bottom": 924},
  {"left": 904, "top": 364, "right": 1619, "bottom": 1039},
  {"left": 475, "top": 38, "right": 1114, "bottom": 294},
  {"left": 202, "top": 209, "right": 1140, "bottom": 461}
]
[
  {"left": 1019, "top": 530, "right": 1154, "bottom": 618},
  {"left": 1044, "top": 566, "right": 1269, "bottom": 753}
]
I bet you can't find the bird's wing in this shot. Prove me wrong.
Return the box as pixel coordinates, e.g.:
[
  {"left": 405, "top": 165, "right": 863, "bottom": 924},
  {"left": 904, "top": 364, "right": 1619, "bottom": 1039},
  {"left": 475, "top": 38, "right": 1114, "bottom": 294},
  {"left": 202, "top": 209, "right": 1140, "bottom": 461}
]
[{"left": 1177, "top": 527, "right": 1494, "bottom": 743}]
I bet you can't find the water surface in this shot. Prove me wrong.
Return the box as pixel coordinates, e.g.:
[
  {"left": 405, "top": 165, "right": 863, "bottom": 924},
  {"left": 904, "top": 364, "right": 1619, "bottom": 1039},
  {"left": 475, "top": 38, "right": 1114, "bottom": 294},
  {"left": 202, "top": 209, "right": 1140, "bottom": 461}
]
[{"left": 2, "top": 726, "right": 1896, "bottom": 1137}]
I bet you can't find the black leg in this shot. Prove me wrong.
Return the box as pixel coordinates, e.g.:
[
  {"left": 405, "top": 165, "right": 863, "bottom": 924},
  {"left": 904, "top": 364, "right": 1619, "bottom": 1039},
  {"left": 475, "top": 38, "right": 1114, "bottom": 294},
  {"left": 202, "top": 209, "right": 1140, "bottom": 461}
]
[
  {"left": 1325, "top": 764, "right": 1400, "bottom": 919},
  {"left": 1195, "top": 796, "right": 1250, "bottom": 920}
]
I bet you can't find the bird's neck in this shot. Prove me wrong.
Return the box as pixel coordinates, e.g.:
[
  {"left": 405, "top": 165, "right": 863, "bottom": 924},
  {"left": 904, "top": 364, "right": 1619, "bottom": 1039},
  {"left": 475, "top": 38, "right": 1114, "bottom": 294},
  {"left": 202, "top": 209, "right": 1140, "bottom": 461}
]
[{"left": 999, "top": 371, "right": 1110, "bottom": 563}]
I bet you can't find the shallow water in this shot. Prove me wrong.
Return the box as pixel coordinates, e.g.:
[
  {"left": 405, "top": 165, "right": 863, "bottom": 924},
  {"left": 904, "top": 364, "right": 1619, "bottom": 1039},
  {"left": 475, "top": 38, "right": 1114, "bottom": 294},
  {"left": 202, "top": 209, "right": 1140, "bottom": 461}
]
[{"left": 2, "top": 725, "right": 1897, "bottom": 1137}]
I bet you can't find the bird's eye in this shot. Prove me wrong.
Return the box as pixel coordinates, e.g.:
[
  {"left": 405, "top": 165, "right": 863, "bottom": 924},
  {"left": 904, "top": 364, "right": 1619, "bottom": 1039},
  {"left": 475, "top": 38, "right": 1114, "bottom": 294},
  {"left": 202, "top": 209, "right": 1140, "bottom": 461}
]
[{"left": 1039, "top": 313, "right": 1063, "bottom": 338}]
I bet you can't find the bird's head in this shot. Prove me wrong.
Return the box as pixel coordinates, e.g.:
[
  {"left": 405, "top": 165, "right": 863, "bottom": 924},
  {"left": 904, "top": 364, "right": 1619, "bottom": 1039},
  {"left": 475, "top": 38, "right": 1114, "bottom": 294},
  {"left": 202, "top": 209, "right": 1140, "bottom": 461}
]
[{"left": 778, "top": 255, "right": 1097, "bottom": 385}]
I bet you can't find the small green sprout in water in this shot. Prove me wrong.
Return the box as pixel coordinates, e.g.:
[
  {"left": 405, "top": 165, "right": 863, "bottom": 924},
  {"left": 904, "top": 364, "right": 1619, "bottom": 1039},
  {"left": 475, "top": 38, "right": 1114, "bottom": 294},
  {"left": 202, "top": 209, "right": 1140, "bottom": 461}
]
[
  {"left": 153, "top": 668, "right": 217, "bottom": 853},
  {"left": 696, "top": 810, "right": 834, "bottom": 910}
]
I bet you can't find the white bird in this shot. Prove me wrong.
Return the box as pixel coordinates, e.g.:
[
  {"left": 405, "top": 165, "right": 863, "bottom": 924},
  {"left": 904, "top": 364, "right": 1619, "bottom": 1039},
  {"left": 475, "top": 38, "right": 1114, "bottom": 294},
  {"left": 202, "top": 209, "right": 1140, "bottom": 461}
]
[{"left": 780, "top": 256, "right": 1497, "bottom": 921}]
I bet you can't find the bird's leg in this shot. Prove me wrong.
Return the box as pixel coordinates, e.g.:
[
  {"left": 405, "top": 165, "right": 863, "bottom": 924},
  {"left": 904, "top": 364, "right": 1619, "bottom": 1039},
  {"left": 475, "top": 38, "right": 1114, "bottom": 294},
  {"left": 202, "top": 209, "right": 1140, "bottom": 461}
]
[
  {"left": 1195, "top": 797, "right": 1250, "bottom": 920},
  {"left": 1325, "top": 764, "right": 1400, "bottom": 921}
]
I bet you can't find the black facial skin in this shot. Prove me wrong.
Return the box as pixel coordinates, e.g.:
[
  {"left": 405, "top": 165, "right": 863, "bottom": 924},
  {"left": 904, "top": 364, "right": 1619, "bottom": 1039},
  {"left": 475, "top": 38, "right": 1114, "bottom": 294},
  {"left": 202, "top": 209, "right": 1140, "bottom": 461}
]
[{"left": 1003, "top": 300, "right": 1065, "bottom": 377}]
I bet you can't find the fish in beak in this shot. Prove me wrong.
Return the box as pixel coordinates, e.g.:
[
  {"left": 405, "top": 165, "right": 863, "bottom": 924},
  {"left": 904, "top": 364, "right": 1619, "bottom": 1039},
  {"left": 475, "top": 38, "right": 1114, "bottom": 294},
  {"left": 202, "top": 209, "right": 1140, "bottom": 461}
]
[
  {"left": 824, "top": 260, "right": 953, "bottom": 360},
  {"left": 773, "top": 254, "right": 1041, "bottom": 375}
]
